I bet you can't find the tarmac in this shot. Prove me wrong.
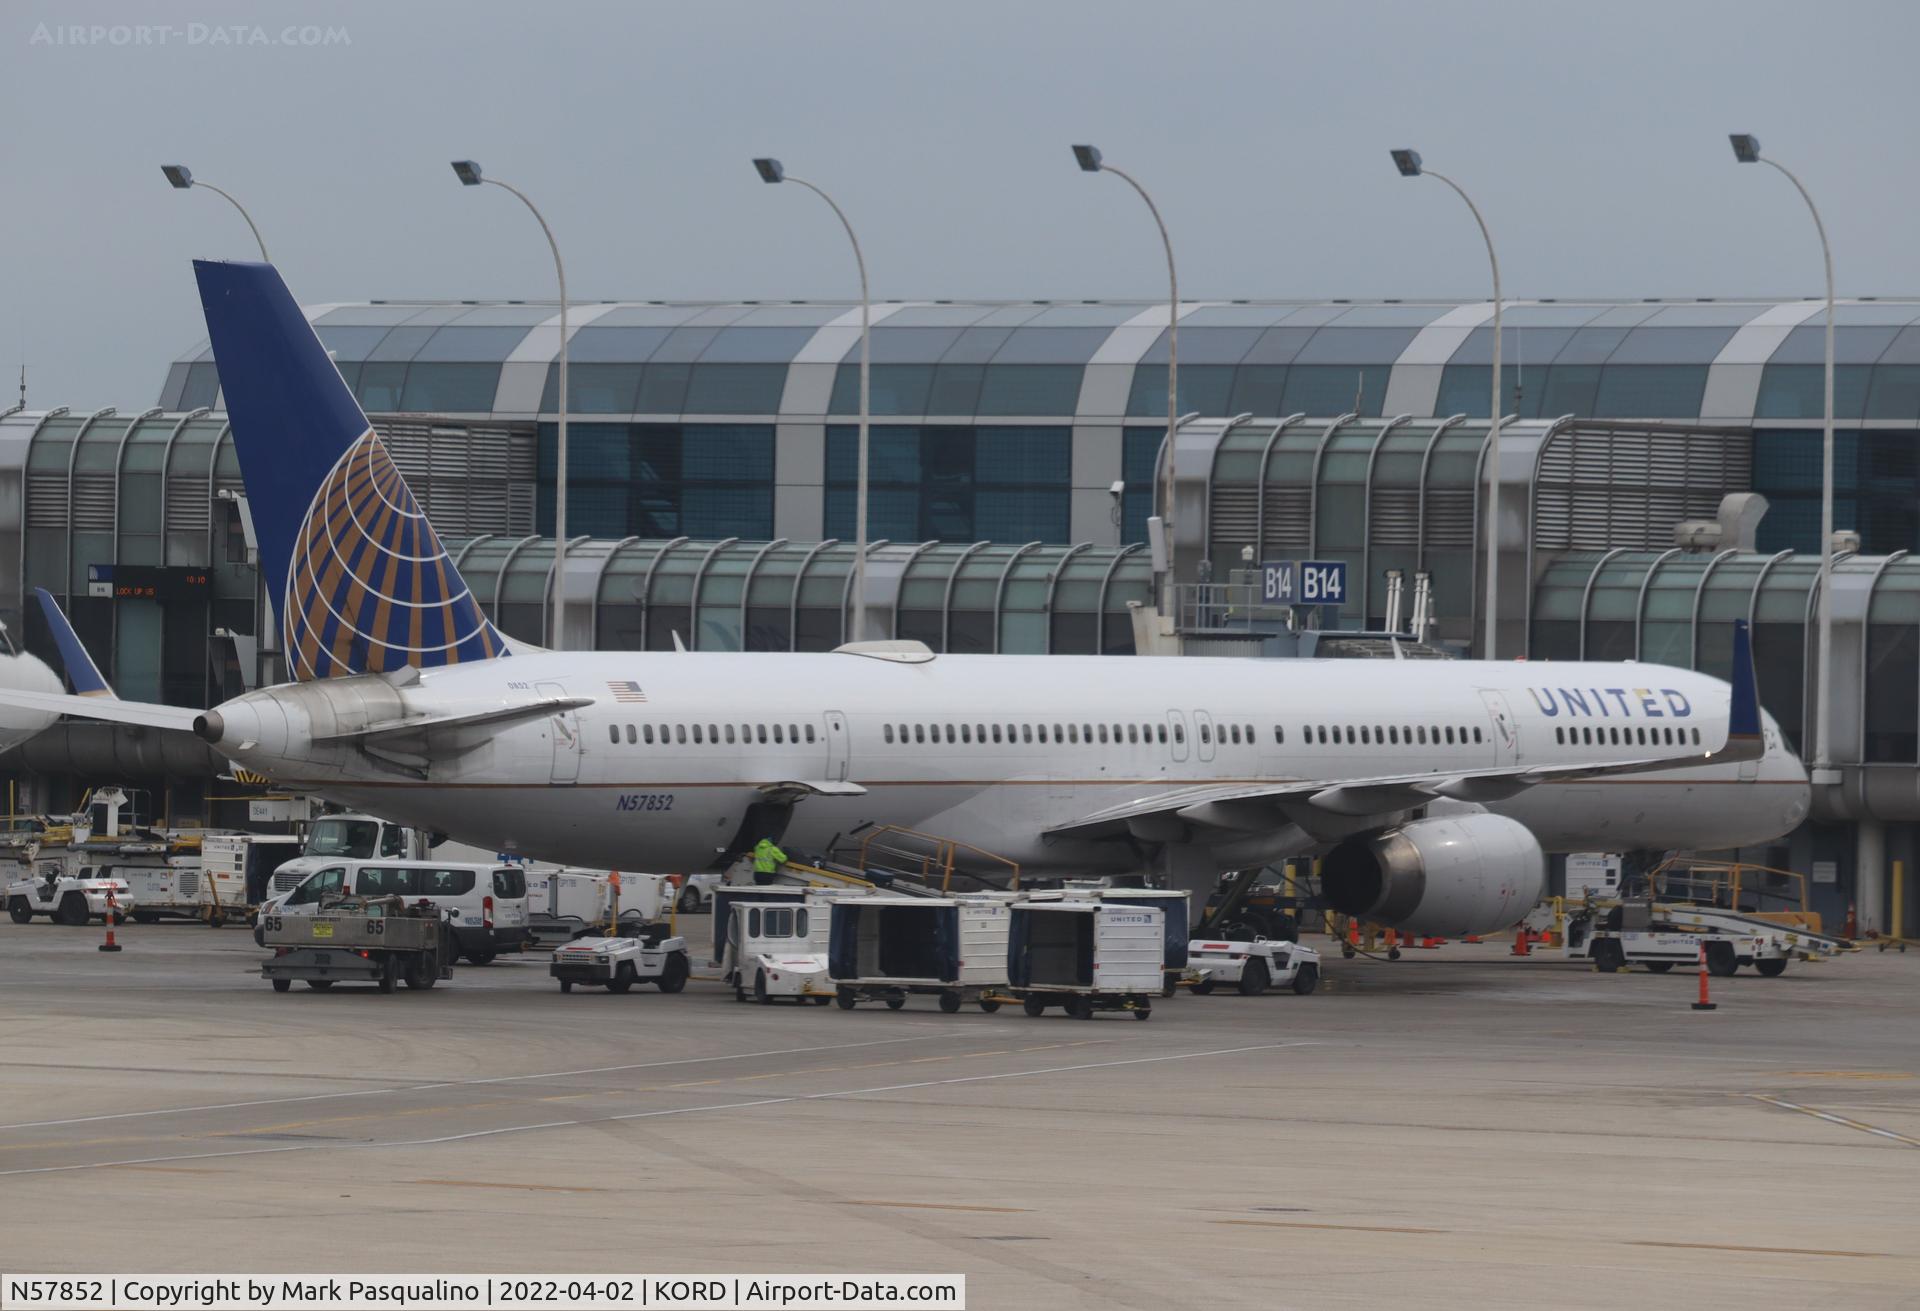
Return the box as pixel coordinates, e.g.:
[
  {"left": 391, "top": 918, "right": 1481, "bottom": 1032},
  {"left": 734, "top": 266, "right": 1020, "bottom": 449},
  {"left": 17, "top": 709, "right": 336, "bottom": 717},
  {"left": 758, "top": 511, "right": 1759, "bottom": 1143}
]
[{"left": 1, "top": 917, "right": 1917, "bottom": 1309}]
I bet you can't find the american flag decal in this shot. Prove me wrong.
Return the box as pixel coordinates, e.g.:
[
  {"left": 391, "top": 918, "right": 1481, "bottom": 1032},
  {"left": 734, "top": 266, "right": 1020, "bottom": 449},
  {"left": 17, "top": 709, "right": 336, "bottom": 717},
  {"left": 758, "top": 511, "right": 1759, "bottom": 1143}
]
[{"left": 608, "top": 680, "right": 647, "bottom": 703}]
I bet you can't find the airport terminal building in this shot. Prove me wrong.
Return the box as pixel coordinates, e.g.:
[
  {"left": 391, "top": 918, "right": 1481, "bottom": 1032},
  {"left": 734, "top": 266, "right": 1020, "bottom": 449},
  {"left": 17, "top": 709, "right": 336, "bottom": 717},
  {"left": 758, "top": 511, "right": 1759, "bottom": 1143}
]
[{"left": 9, "top": 294, "right": 1920, "bottom": 930}]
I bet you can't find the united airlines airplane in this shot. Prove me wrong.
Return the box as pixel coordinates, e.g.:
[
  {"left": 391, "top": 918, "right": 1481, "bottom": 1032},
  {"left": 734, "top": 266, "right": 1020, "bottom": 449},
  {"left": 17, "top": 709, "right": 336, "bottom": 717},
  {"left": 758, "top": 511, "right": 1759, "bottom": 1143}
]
[{"left": 0, "top": 262, "right": 1810, "bottom": 937}]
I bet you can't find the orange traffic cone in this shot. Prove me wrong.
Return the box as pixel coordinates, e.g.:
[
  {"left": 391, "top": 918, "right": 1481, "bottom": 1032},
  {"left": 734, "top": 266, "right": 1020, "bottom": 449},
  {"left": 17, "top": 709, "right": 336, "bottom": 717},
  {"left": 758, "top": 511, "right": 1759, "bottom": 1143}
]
[
  {"left": 1844, "top": 901, "right": 1859, "bottom": 940},
  {"left": 1691, "top": 944, "right": 1716, "bottom": 1011},
  {"left": 98, "top": 887, "right": 122, "bottom": 953},
  {"left": 1511, "top": 927, "right": 1531, "bottom": 957}
]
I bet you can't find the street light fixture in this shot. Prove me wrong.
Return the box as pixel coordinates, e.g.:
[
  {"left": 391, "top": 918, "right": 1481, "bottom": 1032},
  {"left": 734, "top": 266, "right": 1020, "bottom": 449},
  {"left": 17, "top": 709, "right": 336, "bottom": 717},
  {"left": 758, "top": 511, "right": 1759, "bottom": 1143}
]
[
  {"left": 160, "top": 164, "right": 271, "bottom": 262},
  {"left": 754, "top": 157, "right": 875, "bottom": 642},
  {"left": 1392, "top": 148, "right": 1504, "bottom": 658},
  {"left": 1072, "top": 144, "right": 1179, "bottom": 576},
  {"left": 451, "top": 159, "right": 572, "bottom": 650},
  {"left": 1731, "top": 133, "right": 1840, "bottom": 788}
]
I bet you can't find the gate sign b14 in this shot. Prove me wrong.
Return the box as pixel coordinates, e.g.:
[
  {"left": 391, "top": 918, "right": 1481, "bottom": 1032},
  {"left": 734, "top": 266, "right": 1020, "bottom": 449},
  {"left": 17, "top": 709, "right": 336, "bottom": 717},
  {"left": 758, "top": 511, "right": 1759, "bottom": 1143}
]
[{"left": 1261, "top": 559, "right": 1347, "bottom": 606}]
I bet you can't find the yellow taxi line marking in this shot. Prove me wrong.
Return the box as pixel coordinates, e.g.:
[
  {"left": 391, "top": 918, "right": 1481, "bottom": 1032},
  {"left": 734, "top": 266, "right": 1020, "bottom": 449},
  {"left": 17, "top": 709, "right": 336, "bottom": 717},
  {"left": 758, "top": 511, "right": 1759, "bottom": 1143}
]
[
  {"left": 1744, "top": 1094, "right": 1920, "bottom": 1149},
  {"left": 838, "top": 1200, "right": 1031, "bottom": 1214},
  {"left": 1627, "top": 1240, "right": 1893, "bottom": 1259},
  {"left": 404, "top": 1178, "right": 611, "bottom": 1194},
  {"left": 1212, "top": 1219, "right": 1447, "bottom": 1235},
  {"left": 1783, "top": 1071, "right": 1913, "bottom": 1081},
  {"left": 0, "top": 1137, "right": 151, "bottom": 1153}
]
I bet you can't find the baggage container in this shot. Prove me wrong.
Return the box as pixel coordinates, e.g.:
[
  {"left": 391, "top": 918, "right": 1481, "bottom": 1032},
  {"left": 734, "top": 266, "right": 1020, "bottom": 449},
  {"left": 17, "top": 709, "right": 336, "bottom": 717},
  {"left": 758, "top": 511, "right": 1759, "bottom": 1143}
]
[
  {"left": 1094, "top": 887, "right": 1191, "bottom": 985},
  {"left": 829, "top": 896, "right": 1010, "bottom": 1013},
  {"left": 1007, "top": 901, "right": 1163, "bottom": 1020}
]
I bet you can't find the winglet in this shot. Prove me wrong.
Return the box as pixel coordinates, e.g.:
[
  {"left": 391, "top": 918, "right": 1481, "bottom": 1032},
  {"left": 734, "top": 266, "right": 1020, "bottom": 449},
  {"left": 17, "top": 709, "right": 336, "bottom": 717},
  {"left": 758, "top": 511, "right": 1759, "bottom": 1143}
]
[
  {"left": 1728, "top": 617, "right": 1760, "bottom": 745},
  {"left": 32, "top": 588, "right": 114, "bottom": 698}
]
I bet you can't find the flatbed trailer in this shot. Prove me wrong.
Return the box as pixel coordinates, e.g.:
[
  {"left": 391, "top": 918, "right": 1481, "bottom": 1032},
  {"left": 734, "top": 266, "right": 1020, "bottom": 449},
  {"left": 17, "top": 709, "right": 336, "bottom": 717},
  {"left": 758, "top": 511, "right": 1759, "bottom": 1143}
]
[
  {"left": 1562, "top": 899, "right": 1854, "bottom": 976},
  {"left": 260, "top": 897, "right": 453, "bottom": 992}
]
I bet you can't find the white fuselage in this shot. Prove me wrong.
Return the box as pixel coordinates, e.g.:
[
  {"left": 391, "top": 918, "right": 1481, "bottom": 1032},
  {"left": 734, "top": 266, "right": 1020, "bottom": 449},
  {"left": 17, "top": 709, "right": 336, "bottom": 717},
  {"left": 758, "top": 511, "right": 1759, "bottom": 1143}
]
[{"left": 207, "top": 650, "right": 1811, "bottom": 876}]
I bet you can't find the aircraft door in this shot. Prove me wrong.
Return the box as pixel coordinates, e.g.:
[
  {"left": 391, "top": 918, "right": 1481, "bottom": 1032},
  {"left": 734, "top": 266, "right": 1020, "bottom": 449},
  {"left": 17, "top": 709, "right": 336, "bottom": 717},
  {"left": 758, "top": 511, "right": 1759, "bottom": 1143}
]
[
  {"left": 1478, "top": 690, "right": 1520, "bottom": 766},
  {"left": 824, "top": 710, "right": 849, "bottom": 783},
  {"left": 1193, "top": 710, "right": 1217, "bottom": 762},
  {"left": 1167, "top": 711, "right": 1190, "bottom": 763},
  {"left": 537, "top": 681, "right": 581, "bottom": 784}
]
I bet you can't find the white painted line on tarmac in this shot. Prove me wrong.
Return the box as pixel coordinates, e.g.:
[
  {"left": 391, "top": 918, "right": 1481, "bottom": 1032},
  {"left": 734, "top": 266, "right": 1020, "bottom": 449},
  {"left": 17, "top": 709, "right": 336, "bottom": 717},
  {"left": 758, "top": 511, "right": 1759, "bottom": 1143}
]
[
  {"left": 1744, "top": 1093, "right": 1920, "bottom": 1149},
  {"left": 0, "top": 1032, "right": 967, "bottom": 1131},
  {"left": 0, "top": 1042, "right": 1317, "bottom": 1177}
]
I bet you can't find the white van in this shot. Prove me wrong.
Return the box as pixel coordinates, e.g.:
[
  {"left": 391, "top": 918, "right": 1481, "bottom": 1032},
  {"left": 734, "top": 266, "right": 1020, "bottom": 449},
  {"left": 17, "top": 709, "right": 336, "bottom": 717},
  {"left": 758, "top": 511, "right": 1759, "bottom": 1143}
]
[{"left": 259, "top": 859, "right": 533, "bottom": 964}]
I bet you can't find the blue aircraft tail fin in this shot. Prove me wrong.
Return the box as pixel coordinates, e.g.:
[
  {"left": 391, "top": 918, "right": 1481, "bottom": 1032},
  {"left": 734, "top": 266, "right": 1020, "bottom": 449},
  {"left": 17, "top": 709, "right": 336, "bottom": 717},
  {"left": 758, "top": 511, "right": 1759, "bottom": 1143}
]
[
  {"left": 192, "top": 260, "right": 510, "bottom": 680},
  {"left": 1727, "top": 618, "right": 1761, "bottom": 746},
  {"left": 33, "top": 588, "right": 114, "bottom": 697}
]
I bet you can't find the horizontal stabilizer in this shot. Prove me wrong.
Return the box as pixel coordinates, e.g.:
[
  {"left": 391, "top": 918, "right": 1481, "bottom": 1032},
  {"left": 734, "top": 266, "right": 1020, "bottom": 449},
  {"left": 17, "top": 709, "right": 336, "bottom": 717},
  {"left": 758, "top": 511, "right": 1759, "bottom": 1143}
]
[
  {"left": 310, "top": 697, "right": 595, "bottom": 746},
  {"left": 0, "top": 687, "right": 200, "bottom": 733}
]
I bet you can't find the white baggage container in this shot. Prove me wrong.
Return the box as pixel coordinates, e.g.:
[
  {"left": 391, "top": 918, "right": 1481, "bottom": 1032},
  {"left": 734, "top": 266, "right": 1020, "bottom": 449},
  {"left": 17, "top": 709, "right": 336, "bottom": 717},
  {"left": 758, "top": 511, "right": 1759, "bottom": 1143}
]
[
  {"left": 1007, "top": 901, "right": 1163, "bottom": 1020},
  {"left": 829, "top": 896, "right": 1010, "bottom": 1013},
  {"left": 1093, "top": 887, "right": 1190, "bottom": 986}
]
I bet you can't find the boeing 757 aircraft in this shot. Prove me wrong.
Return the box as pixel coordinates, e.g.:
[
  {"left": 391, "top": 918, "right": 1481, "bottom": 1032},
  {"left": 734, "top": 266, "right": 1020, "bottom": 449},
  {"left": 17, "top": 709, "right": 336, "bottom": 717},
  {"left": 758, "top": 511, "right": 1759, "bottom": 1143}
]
[{"left": 0, "top": 262, "right": 1811, "bottom": 937}]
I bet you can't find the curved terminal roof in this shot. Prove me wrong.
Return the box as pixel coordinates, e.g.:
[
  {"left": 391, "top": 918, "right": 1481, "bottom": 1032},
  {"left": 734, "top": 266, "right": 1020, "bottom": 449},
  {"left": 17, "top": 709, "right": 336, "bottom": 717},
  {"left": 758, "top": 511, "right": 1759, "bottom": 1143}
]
[
  {"left": 446, "top": 535, "right": 1149, "bottom": 657},
  {"left": 161, "top": 297, "right": 1920, "bottom": 425}
]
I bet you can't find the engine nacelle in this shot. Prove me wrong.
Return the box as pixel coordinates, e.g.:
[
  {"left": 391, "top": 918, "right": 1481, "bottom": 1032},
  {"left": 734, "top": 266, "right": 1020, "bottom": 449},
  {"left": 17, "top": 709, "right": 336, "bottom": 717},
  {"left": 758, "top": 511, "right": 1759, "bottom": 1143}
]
[{"left": 1321, "top": 813, "right": 1545, "bottom": 938}]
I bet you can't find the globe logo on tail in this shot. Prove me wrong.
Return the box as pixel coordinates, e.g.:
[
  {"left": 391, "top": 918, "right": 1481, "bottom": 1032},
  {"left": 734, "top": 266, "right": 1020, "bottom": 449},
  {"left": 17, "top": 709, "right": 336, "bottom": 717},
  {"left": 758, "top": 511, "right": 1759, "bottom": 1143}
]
[{"left": 285, "top": 430, "right": 509, "bottom": 680}]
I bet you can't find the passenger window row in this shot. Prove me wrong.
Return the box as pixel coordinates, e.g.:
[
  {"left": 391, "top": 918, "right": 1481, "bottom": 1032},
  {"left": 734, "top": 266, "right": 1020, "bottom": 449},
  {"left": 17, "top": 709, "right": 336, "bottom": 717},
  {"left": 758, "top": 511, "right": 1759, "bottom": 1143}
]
[
  {"left": 1556, "top": 724, "right": 1700, "bottom": 748},
  {"left": 882, "top": 721, "right": 1173, "bottom": 746},
  {"left": 606, "top": 722, "right": 819, "bottom": 746},
  {"left": 1300, "top": 723, "right": 1485, "bottom": 747}
]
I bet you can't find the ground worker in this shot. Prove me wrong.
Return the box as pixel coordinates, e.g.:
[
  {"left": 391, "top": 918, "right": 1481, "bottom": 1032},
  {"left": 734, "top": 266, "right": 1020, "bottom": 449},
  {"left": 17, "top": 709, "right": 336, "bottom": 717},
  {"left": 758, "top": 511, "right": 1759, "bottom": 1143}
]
[{"left": 751, "top": 836, "right": 788, "bottom": 884}]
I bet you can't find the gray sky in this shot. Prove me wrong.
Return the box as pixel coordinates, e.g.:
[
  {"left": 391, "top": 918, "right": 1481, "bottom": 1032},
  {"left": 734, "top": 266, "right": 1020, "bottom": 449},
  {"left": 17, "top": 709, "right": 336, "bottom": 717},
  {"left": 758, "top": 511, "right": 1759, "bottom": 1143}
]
[{"left": 6, "top": 0, "right": 1917, "bottom": 402}]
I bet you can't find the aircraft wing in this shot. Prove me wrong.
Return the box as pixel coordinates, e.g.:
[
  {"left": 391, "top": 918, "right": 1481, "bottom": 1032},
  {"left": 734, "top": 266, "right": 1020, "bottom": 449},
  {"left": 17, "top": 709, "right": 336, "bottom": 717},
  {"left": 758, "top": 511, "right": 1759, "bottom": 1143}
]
[{"left": 1047, "top": 620, "right": 1764, "bottom": 843}]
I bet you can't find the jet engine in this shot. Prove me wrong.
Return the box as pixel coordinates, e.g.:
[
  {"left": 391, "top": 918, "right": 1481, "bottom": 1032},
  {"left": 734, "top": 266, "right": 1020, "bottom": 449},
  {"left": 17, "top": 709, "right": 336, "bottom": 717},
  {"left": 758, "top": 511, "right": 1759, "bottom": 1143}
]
[{"left": 1320, "top": 813, "right": 1544, "bottom": 938}]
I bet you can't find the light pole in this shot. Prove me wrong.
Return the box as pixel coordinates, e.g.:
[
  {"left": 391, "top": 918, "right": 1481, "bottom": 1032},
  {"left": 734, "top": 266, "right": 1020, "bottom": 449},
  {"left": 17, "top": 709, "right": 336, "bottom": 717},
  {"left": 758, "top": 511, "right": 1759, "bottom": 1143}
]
[
  {"left": 1074, "top": 145, "right": 1180, "bottom": 541},
  {"left": 1731, "top": 134, "right": 1841, "bottom": 787},
  {"left": 161, "top": 165, "right": 270, "bottom": 261},
  {"left": 453, "top": 160, "right": 570, "bottom": 650},
  {"left": 754, "top": 157, "right": 873, "bottom": 642},
  {"left": 1392, "top": 149, "right": 1505, "bottom": 659}
]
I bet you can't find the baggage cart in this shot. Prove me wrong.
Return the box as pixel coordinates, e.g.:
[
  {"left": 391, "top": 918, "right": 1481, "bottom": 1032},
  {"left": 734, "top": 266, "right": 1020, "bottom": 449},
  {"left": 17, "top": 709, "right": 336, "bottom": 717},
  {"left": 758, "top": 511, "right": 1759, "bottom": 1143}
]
[
  {"left": 1006, "top": 901, "right": 1163, "bottom": 1020},
  {"left": 259, "top": 896, "right": 453, "bottom": 993},
  {"left": 828, "top": 896, "right": 1011, "bottom": 1012}
]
